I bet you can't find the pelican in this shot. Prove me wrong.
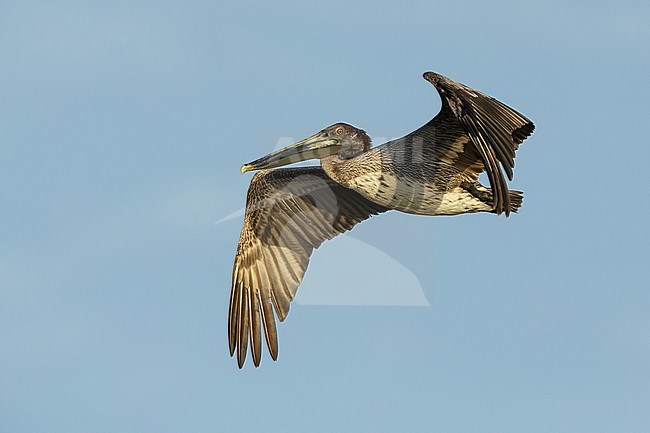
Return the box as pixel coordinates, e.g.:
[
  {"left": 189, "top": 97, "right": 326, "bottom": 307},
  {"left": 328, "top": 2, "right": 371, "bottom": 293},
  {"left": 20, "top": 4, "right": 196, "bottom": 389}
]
[{"left": 229, "top": 71, "right": 535, "bottom": 367}]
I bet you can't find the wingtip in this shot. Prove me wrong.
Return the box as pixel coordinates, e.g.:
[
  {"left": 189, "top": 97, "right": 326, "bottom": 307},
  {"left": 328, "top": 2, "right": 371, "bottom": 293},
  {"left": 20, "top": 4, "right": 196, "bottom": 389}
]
[
  {"left": 513, "top": 122, "right": 536, "bottom": 143},
  {"left": 228, "top": 327, "right": 236, "bottom": 357},
  {"left": 495, "top": 210, "right": 511, "bottom": 218},
  {"left": 234, "top": 350, "right": 275, "bottom": 368},
  {"left": 252, "top": 348, "right": 261, "bottom": 367}
]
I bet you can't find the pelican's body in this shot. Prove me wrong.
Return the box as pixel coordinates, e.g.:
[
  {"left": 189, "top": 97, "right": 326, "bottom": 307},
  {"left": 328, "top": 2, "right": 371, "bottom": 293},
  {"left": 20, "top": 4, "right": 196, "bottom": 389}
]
[
  {"left": 229, "top": 71, "right": 535, "bottom": 367},
  {"left": 321, "top": 137, "right": 506, "bottom": 216}
]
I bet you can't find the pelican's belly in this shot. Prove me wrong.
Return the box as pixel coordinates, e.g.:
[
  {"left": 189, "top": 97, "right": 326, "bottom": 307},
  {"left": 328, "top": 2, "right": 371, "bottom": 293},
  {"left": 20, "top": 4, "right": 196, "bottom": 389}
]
[
  {"left": 348, "top": 172, "right": 448, "bottom": 215},
  {"left": 346, "top": 172, "right": 489, "bottom": 216}
]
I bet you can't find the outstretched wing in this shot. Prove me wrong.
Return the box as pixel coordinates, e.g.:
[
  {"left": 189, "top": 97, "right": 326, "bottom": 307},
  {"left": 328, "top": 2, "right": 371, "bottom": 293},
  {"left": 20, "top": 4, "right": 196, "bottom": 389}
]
[
  {"left": 424, "top": 71, "right": 534, "bottom": 215},
  {"left": 381, "top": 72, "right": 534, "bottom": 216},
  {"left": 229, "top": 167, "right": 387, "bottom": 368}
]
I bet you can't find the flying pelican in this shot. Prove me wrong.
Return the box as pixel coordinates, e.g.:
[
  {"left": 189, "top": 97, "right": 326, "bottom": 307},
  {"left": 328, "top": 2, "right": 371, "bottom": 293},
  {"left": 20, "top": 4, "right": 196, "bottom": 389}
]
[{"left": 229, "top": 71, "right": 535, "bottom": 368}]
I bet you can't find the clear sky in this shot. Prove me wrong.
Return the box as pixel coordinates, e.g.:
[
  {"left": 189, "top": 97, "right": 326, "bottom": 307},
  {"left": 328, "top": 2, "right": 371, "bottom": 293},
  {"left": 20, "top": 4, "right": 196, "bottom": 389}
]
[{"left": 1, "top": 1, "right": 649, "bottom": 432}]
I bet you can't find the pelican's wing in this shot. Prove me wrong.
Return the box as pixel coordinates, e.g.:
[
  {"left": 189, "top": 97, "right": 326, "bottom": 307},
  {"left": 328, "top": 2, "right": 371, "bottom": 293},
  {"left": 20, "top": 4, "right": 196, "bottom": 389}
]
[
  {"left": 382, "top": 72, "right": 534, "bottom": 215},
  {"left": 229, "top": 167, "right": 387, "bottom": 368},
  {"left": 424, "top": 72, "right": 534, "bottom": 215}
]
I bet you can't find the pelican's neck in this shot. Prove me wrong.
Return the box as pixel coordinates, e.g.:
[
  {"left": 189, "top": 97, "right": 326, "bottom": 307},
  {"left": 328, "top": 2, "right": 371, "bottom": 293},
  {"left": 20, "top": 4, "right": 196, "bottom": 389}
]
[
  {"left": 321, "top": 152, "right": 376, "bottom": 189},
  {"left": 321, "top": 155, "right": 352, "bottom": 187}
]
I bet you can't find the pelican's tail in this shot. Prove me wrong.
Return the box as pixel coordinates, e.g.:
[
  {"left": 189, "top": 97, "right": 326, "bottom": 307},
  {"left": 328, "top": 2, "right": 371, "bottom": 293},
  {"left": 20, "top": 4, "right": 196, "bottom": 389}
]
[
  {"left": 460, "top": 181, "right": 524, "bottom": 216},
  {"left": 507, "top": 190, "right": 524, "bottom": 213}
]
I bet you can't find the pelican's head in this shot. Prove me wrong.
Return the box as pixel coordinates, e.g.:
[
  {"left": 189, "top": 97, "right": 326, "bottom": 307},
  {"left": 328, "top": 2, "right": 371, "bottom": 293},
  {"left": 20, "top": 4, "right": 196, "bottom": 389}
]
[{"left": 241, "top": 123, "right": 370, "bottom": 173}]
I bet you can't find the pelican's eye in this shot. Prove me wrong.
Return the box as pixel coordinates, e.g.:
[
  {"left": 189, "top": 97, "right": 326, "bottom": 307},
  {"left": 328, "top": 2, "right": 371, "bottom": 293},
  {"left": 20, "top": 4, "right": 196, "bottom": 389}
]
[{"left": 334, "top": 126, "right": 345, "bottom": 136}]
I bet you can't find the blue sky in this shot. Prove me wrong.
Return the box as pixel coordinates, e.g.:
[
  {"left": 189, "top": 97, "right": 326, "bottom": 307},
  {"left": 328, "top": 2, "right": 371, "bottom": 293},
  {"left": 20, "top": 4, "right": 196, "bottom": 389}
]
[{"left": 1, "top": 1, "right": 649, "bottom": 432}]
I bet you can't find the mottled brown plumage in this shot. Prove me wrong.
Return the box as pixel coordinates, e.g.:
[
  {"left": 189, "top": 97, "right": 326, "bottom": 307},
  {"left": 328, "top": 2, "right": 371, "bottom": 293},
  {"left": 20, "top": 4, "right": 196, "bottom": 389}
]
[
  {"left": 230, "top": 71, "right": 535, "bottom": 367},
  {"left": 229, "top": 168, "right": 387, "bottom": 367}
]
